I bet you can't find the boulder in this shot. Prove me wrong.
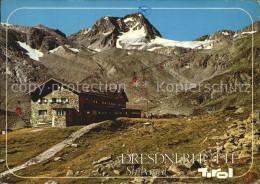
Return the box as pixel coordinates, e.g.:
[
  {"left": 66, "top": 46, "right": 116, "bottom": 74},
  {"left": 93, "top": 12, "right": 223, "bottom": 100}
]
[
  {"left": 66, "top": 169, "right": 74, "bottom": 176},
  {"left": 75, "top": 171, "right": 81, "bottom": 176},
  {"left": 71, "top": 144, "right": 78, "bottom": 148},
  {"left": 167, "top": 165, "right": 181, "bottom": 175},
  {"left": 224, "top": 142, "right": 237, "bottom": 151},
  {"left": 0, "top": 159, "right": 6, "bottom": 164},
  {"left": 102, "top": 172, "right": 108, "bottom": 176},
  {"left": 53, "top": 157, "right": 61, "bottom": 162},
  {"left": 190, "top": 161, "right": 201, "bottom": 170},
  {"left": 113, "top": 170, "right": 120, "bottom": 175},
  {"left": 234, "top": 107, "right": 244, "bottom": 114},
  {"left": 144, "top": 122, "right": 151, "bottom": 126},
  {"left": 93, "top": 155, "right": 112, "bottom": 165},
  {"left": 183, "top": 162, "right": 193, "bottom": 169},
  {"left": 93, "top": 164, "right": 102, "bottom": 168},
  {"left": 104, "top": 163, "right": 114, "bottom": 170}
]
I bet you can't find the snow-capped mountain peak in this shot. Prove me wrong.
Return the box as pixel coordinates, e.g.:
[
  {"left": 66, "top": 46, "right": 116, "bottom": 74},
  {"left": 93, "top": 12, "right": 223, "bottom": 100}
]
[
  {"left": 68, "top": 13, "right": 219, "bottom": 52},
  {"left": 68, "top": 13, "right": 161, "bottom": 51}
]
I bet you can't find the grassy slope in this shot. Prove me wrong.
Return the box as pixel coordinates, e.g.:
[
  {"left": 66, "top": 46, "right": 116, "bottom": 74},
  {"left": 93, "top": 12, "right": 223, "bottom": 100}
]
[
  {"left": 0, "top": 127, "right": 81, "bottom": 172},
  {"left": 1, "top": 107, "right": 259, "bottom": 184}
]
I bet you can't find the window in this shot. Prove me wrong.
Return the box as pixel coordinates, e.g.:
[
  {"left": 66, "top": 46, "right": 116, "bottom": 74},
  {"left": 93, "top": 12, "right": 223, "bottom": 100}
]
[
  {"left": 93, "top": 100, "right": 98, "bottom": 104},
  {"left": 61, "top": 98, "right": 69, "bottom": 104},
  {"left": 109, "top": 102, "right": 115, "bottom": 106},
  {"left": 56, "top": 109, "right": 64, "bottom": 116},
  {"left": 57, "top": 98, "right": 62, "bottom": 104},
  {"left": 51, "top": 98, "right": 69, "bottom": 104},
  {"left": 51, "top": 98, "right": 57, "bottom": 104},
  {"left": 38, "top": 98, "right": 48, "bottom": 104},
  {"left": 38, "top": 110, "right": 47, "bottom": 116},
  {"left": 86, "top": 111, "right": 90, "bottom": 115}
]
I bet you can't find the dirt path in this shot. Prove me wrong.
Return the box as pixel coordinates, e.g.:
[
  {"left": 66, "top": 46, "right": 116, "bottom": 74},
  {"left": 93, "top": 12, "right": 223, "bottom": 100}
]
[{"left": 1, "top": 120, "right": 109, "bottom": 177}]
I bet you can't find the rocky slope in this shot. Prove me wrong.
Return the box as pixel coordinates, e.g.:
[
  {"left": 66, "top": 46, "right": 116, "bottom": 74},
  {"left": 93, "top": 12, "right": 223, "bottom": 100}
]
[
  {"left": 196, "top": 21, "right": 260, "bottom": 41},
  {"left": 0, "top": 14, "right": 259, "bottom": 129}
]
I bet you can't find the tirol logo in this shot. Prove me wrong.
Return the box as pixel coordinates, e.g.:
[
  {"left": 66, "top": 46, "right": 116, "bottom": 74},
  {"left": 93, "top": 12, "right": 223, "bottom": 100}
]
[{"left": 198, "top": 168, "right": 233, "bottom": 179}]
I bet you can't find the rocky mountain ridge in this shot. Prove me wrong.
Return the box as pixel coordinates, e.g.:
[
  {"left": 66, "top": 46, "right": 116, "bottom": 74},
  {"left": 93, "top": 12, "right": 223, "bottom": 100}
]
[{"left": 68, "top": 13, "right": 161, "bottom": 51}]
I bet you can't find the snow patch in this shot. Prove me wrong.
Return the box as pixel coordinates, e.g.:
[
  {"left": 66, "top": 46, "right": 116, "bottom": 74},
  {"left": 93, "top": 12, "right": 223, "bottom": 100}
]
[
  {"left": 222, "top": 31, "right": 229, "bottom": 36},
  {"left": 241, "top": 31, "right": 257, "bottom": 35},
  {"left": 1, "top": 22, "right": 11, "bottom": 26},
  {"left": 103, "top": 31, "right": 111, "bottom": 36},
  {"left": 204, "top": 44, "right": 213, "bottom": 50},
  {"left": 116, "top": 29, "right": 214, "bottom": 50},
  {"left": 147, "top": 47, "right": 162, "bottom": 51},
  {"left": 116, "top": 26, "right": 147, "bottom": 49},
  {"left": 92, "top": 48, "right": 101, "bottom": 52},
  {"left": 83, "top": 29, "right": 90, "bottom": 34},
  {"left": 65, "top": 45, "right": 79, "bottom": 52},
  {"left": 149, "top": 37, "right": 214, "bottom": 50},
  {"left": 17, "top": 41, "right": 43, "bottom": 61},
  {"left": 104, "top": 16, "right": 111, "bottom": 20},
  {"left": 49, "top": 46, "right": 62, "bottom": 53},
  {"left": 124, "top": 17, "right": 134, "bottom": 23}
]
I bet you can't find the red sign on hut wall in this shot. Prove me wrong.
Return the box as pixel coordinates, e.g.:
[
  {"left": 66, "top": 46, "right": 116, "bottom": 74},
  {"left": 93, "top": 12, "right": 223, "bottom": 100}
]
[{"left": 16, "top": 107, "right": 21, "bottom": 115}]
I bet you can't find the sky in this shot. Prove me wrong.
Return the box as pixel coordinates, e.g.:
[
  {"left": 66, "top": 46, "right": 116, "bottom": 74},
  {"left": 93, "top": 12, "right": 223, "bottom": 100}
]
[{"left": 1, "top": 0, "right": 260, "bottom": 41}]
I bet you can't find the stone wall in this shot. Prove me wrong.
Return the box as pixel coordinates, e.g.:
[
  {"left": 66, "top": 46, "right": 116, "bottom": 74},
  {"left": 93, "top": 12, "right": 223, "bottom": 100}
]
[{"left": 31, "top": 87, "right": 79, "bottom": 127}]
